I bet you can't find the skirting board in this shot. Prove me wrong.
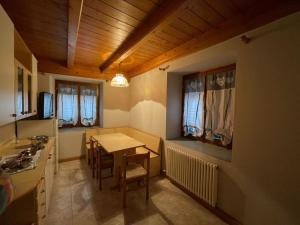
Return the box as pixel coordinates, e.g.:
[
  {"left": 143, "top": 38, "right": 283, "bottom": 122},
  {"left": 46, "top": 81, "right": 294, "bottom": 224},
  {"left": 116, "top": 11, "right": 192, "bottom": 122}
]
[
  {"left": 59, "top": 155, "right": 85, "bottom": 163},
  {"left": 168, "top": 177, "right": 242, "bottom": 225}
]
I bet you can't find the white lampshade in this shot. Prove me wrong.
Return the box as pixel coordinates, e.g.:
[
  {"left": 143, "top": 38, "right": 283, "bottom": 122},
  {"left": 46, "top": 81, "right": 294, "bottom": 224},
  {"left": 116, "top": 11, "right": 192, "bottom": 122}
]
[{"left": 110, "top": 73, "right": 129, "bottom": 87}]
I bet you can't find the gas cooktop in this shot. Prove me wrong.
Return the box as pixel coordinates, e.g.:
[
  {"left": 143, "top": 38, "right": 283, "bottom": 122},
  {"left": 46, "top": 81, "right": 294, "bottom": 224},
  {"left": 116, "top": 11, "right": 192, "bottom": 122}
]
[{"left": 0, "top": 135, "right": 48, "bottom": 175}]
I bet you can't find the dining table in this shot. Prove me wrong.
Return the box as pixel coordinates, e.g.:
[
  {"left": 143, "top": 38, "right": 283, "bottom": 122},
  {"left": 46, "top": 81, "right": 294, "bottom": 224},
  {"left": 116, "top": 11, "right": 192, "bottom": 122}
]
[{"left": 92, "top": 132, "right": 145, "bottom": 186}]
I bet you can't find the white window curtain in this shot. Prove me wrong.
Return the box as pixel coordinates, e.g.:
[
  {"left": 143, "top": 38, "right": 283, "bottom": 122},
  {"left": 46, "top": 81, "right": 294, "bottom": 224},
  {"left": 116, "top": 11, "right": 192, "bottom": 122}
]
[
  {"left": 205, "top": 70, "right": 235, "bottom": 145},
  {"left": 80, "top": 86, "right": 97, "bottom": 126},
  {"left": 57, "top": 84, "right": 78, "bottom": 127},
  {"left": 182, "top": 76, "right": 205, "bottom": 137}
]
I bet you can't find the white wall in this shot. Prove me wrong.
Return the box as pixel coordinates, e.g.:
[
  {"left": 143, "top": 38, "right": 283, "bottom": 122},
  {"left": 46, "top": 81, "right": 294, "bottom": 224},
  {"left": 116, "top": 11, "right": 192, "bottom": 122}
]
[
  {"left": 129, "top": 70, "right": 167, "bottom": 139},
  {"left": 166, "top": 72, "right": 185, "bottom": 139},
  {"left": 103, "top": 82, "right": 130, "bottom": 128},
  {"left": 0, "top": 123, "right": 15, "bottom": 145},
  {"left": 37, "top": 73, "right": 130, "bottom": 160},
  {"left": 58, "top": 128, "right": 86, "bottom": 160},
  {"left": 33, "top": 12, "right": 300, "bottom": 224},
  {"left": 128, "top": 12, "right": 300, "bottom": 225}
]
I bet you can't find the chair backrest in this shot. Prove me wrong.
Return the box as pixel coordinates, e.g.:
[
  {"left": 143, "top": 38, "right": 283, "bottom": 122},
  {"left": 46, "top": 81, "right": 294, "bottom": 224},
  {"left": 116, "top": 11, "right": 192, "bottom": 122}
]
[
  {"left": 89, "top": 137, "right": 97, "bottom": 150},
  {"left": 122, "top": 152, "right": 150, "bottom": 177},
  {"left": 85, "top": 128, "right": 98, "bottom": 143}
]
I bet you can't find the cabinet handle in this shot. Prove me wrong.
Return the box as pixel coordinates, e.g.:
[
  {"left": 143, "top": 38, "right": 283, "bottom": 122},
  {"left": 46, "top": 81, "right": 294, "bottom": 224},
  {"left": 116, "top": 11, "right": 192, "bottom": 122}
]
[
  {"left": 48, "top": 154, "right": 52, "bottom": 159},
  {"left": 40, "top": 190, "right": 45, "bottom": 194},
  {"left": 41, "top": 202, "right": 46, "bottom": 206},
  {"left": 42, "top": 215, "right": 46, "bottom": 219}
]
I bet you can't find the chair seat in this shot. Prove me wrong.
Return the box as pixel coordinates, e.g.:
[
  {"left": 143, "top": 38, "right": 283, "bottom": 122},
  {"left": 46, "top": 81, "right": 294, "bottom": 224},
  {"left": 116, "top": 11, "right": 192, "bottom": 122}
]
[
  {"left": 123, "top": 163, "right": 147, "bottom": 179},
  {"left": 136, "top": 147, "right": 159, "bottom": 158}
]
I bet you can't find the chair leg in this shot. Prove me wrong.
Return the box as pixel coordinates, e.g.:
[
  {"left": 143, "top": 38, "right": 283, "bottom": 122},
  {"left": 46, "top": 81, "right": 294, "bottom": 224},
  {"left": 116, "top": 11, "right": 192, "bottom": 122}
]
[
  {"left": 146, "top": 177, "right": 149, "bottom": 201},
  {"left": 99, "top": 166, "right": 102, "bottom": 191},
  {"left": 92, "top": 154, "right": 95, "bottom": 178},
  {"left": 122, "top": 180, "right": 126, "bottom": 208},
  {"left": 90, "top": 150, "right": 93, "bottom": 169},
  {"left": 96, "top": 151, "right": 99, "bottom": 179}
]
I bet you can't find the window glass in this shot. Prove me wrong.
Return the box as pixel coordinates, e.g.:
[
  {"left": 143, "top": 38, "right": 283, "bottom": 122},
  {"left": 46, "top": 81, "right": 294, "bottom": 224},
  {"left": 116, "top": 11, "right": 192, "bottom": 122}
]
[
  {"left": 57, "top": 84, "right": 78, "bottom": 127},
  {"left": 205, "top": 70, "right": 235, "bottom": 145},
  {"left": 181, "top": 65, "right": 236, "bottom": 148},
  {"left": 80, "top": 86, "right": 97, "bottom": 126},
  {"left": 182, "top": 76, "right": 205, "bottom": 137}
]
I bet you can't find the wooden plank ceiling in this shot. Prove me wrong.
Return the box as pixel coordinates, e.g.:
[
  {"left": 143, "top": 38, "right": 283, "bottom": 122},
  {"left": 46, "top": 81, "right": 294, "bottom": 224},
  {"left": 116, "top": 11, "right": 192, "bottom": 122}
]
[{"left": 1, "top": 0, "right": 300, "bottom": 80}]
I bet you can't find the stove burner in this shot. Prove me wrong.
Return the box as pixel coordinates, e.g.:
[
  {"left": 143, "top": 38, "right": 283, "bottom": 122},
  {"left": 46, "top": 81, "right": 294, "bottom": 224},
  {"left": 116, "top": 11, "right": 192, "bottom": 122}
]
[
  {"left": 1, "top": 157, "right": 33, "bottom": 173},
  {"left": 30, "top": 135, "right": 48, "bottom": 144}
]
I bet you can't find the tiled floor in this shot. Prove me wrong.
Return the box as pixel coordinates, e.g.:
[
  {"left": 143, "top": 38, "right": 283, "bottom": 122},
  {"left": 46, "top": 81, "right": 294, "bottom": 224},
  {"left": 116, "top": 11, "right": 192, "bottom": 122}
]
[{"left": 46, "top": 160, "right": 227, "bottom": 225}]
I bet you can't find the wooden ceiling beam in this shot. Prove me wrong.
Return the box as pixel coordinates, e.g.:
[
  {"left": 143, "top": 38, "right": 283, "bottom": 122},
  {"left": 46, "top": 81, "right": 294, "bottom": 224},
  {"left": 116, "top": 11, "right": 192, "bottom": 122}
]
[
  {"left": 38, "top": 59, "right": 114, "bottom": 80},
  {"left": 99, "top": 0, "right": 189, "bottom": 72},
  {"left": 67, "top": 0, "right": 83, "bottom": 68},
  {"left": 128, "top": 0, "right": 300, "bottom": 77}
]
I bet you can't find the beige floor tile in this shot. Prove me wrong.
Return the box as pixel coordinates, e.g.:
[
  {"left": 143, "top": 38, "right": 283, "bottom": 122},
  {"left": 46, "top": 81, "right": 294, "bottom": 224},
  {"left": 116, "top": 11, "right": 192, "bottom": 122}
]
[{"left": 47, "top": 160, "right": 228, "bottom": 225}]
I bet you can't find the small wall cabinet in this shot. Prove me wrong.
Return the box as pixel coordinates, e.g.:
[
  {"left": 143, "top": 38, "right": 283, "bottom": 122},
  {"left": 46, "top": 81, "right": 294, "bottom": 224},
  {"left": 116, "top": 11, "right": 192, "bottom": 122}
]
[
  {"left": 0, "top": 4, "right": 38, "bottom": 125},
  {"left": 0, "top": 4, "right": 15, "bottom": 126}
]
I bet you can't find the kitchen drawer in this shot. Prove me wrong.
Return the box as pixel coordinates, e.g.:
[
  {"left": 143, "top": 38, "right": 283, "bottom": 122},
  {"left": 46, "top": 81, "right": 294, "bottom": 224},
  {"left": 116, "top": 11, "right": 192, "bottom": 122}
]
[
  {"left": 36, "top": 176, "right": 45, "bottom": 193},
  {"left": 36, "top": 191, "right": 46, "bottom": 214},
  {"left": 36, "top": 177, "right": 46, "bottom": 200},
  {"left": 37, "top": 207, "right": 47, "bottom": 225}
]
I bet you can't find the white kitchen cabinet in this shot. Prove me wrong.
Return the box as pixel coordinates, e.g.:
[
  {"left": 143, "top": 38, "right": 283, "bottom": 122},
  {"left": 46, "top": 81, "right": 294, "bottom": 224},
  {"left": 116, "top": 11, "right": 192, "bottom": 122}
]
[
  {"left": 0, "top": 138, "right": 56, "bottom": 225},
  {"left": 45, "top": 145, "right": 55, "bottom": 213},
  {"left": 31, "top": 56, "right": 38, "bottom": 114},
  {"left": 0, "top": 4, "right": 15, "bottom": 126},
  {"left": 15, "top": 60, "right": 37, "bottom": 119}
]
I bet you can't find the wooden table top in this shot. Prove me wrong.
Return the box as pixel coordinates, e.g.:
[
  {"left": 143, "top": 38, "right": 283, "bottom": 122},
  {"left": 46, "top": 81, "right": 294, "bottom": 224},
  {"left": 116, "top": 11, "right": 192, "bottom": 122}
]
[{"left": 92, "top": 133, "right": 145, "bottom": 153}]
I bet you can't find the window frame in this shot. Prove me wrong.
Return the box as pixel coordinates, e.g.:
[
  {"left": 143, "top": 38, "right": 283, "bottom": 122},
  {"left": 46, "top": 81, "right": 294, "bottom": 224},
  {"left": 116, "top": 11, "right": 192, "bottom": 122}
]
[
  {"left": 55, "top": 80, "right": 100, "bottom": 128},
  {"left": 181, "top": 64, "right": 236, "bottom": 149}
]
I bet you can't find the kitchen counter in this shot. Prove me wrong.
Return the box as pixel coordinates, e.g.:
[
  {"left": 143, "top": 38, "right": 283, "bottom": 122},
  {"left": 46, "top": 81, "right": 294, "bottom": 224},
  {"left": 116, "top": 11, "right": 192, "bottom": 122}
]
[{"left": 0, "top": 137, "right": 55, "bottom": 200}]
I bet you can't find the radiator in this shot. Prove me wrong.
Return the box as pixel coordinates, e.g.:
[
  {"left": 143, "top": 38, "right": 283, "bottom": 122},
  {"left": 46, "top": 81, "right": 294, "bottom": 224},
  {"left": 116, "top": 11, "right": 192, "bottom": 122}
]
[{"left": 165, "top": 144, "right": 218, "bottom": 207}]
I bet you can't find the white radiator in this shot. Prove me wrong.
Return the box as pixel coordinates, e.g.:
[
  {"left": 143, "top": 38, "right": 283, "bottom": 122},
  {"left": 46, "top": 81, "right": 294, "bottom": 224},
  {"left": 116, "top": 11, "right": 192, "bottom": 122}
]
[{"left": 165, "top": 144, "right": 218, "bottom": 207}]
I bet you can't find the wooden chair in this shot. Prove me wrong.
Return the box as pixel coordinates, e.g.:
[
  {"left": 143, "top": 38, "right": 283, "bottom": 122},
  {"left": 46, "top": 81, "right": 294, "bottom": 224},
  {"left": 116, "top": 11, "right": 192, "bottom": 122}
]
[
  {"left": 89, "top": 137, "right": 98, "bottom": 177},
  {"left": 95, "top": 144, "right": 114, "bottom": 190},
  {"left": 119, "top": 152, "right": 150, "bottom": 208},
  {"left": 85, "top": 129, "right": 98, "bottom": 165}
]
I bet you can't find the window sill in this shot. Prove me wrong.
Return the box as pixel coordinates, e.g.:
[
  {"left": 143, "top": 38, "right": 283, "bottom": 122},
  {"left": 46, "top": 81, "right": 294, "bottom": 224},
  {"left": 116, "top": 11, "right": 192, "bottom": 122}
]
[
  {"left": 167, "top": 138, "right": 232, "bottom": 162},
  {"left": 58, "top": 126, "right": 100, "bottom": 133}
]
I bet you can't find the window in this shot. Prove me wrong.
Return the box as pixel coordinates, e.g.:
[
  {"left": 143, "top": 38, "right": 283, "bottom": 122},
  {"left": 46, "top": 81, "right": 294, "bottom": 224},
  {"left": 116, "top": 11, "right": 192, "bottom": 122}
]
[
  {"left": 182, "top": 65, "right": 236, "bottom": 148},
  {"left": 56, "top": 80, "right": 99, "bottom": 128}
]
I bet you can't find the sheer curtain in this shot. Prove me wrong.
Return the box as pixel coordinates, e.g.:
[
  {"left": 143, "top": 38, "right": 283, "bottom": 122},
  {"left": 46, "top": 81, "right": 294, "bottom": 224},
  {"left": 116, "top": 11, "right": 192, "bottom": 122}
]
[
  {"left": 80, "top": 86, "right": 97, "bottom": 126},
  {"left": 205, "top": 69, "right": 235, "bottom": 145},
  {"left": 57, "top": 84, "right": 78, "bottom": 127},
  {"left": 182, "top": 76, "right": 205, "bottom": 137}
]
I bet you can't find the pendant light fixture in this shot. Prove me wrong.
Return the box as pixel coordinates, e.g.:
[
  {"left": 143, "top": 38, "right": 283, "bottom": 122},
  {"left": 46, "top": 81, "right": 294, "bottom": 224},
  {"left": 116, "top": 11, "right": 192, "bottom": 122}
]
[{"left": 110, "top": 62, "right": 129, "bottom": 87}]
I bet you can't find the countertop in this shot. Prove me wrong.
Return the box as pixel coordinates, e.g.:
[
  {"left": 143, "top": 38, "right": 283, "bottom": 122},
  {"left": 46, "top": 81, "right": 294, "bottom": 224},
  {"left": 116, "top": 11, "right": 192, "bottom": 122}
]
[{"left": 0, "top": 137, "right": 55, "bottom": 200}]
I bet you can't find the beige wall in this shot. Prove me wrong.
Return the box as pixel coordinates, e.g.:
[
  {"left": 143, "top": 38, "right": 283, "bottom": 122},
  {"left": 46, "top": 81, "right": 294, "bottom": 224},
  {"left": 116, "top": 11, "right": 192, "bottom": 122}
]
[
  {"left": 128, "top": 13, "right": 300, "bottom": 225},
  {"left": 0, "top": 123, "right": 15, "bottom": 145},
  {"left": 103, "top": 82, "right": 130, "bottom": 128},
  {"left": 36, "top": 74, "right": 131, "bottom": 160},
  {"left": 129, "top": 69, "right": 167, "bottom": 138}
]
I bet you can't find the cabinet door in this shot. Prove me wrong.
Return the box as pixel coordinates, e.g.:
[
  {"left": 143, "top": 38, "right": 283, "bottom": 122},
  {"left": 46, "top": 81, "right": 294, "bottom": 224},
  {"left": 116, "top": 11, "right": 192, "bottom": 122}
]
[
  {"left": 26, "top": 73, "right": 32, "bottom": 114},
  {"left": 31, "top": 56, "right": 38, "bottom": 114},
  {"left": 15, "top": 63, "right": 25, "bottom": 117},
  {"left": 0, "top": 5, "right": 15, "bottom": 126}
]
